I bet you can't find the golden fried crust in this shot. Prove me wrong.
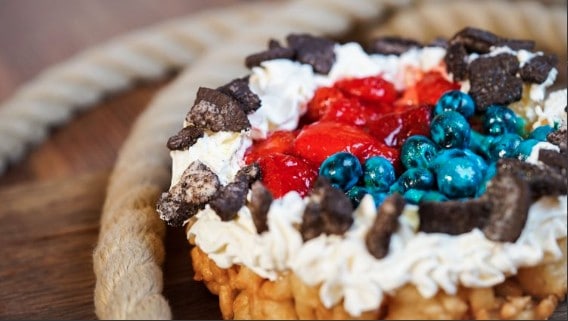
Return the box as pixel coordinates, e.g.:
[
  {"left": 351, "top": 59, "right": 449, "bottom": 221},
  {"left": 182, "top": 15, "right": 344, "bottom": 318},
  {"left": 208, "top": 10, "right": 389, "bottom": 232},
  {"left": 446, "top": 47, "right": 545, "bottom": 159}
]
[{"left": 190, "top": 237, "right": 567, "bottom": 320}]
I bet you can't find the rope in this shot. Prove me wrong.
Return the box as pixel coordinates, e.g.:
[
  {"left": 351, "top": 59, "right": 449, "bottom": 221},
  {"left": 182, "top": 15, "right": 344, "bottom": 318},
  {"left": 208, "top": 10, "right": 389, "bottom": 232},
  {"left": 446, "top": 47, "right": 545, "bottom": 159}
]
[
  {"left": 95, "top": 0, "right": 566, "bottom": 319},
  {"left": 0, "top": 2, "right": 276, "bottom": 175},
  {"left": 93, "top": 0, "right": 394, "bottom": 319}
]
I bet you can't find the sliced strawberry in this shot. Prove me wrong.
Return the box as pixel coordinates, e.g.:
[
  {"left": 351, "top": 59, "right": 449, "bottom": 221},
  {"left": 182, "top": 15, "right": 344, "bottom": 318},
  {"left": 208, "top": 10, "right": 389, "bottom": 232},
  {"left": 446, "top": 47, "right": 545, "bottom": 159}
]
[
  {"left": 293, "top": 121, "right": 399, "bottom": 167},
  {"left": 414, "top": 71, "right": 460, "bottom": 106},
  {"left": 257, "top": 153, "right": 318, "bottom": 198},
  {"left": 335, "top": 76, "right": 397, "bottom": 104},
  {"left": 244, "top": 130, "right": 296, "bottom": 164},
  {"left": 368, "top": 104, "right": 433, "bottom": 148},
  {"left": 306, "top": 86, "right": 345, "bottom": 122},
  {"left": 320, "top": 96, "right": 367, "bottom": 127}
]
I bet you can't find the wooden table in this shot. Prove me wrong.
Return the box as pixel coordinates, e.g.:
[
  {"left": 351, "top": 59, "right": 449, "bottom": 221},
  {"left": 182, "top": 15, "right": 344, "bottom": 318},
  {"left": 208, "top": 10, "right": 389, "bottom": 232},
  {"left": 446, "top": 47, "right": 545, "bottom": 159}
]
[{"left": 0, "top": 1, "right": 565, "bottom": 320}]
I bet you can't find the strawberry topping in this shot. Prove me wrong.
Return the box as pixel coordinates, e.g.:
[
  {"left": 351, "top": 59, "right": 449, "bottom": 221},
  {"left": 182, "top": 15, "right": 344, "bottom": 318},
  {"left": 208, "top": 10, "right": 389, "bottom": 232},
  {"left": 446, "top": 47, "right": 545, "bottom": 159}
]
[{"left": 257, "top": 153, "right": 318, "bottom": 198}]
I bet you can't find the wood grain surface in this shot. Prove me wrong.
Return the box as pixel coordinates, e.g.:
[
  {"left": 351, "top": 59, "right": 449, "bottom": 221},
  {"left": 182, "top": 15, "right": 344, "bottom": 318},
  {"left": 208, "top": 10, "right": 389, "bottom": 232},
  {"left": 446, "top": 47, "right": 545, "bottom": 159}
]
[{"left": 0, "top": 0, "right": 565, "bottom": 320}]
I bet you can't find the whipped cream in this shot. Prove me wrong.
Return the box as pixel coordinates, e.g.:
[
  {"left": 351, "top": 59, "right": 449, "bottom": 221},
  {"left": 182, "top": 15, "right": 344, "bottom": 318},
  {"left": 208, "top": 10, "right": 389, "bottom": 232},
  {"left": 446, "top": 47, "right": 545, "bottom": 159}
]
[{"left": 173, "top": 42, "right": 567, "bottom": 316}]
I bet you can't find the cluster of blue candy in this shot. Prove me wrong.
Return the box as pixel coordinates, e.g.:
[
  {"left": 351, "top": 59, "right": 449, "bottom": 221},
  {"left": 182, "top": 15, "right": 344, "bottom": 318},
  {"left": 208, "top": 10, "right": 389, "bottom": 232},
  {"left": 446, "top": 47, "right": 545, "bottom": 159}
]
[{"left": 319, "top": 90, "right": 556, "bottom": 207}]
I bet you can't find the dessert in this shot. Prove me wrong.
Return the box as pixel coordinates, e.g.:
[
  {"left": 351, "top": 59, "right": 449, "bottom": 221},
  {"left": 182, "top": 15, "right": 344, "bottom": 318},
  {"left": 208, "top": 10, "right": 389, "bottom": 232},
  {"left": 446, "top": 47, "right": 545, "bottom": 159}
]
[{"left": 157, "top": 27, "right": 567, "bottom": 319}]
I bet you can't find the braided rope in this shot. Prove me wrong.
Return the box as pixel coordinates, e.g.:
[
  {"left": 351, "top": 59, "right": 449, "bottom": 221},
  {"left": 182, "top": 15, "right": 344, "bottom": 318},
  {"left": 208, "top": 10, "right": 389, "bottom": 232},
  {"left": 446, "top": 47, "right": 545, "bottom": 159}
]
[
  {"left": 94, "top": 0, "right": 566, "bottom": 319},
  {"left": 0, "top": 2, "right": 278, "bottom": 175}
]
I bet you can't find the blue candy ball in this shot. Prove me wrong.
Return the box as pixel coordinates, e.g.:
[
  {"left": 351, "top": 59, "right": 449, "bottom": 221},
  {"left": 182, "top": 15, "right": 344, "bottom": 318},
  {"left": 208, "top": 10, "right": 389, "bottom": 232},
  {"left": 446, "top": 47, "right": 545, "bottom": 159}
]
[
  {"left": 488, "top": 133, "right": 523, "bottom": 160},
  {"left": 396, "top": 168, "right": 435, "bottom": 193},
  {"left": 429, "top": 148, "right": 466, "bottom": 173},
  {"left": 469, "top": 130, "right": 494, "bottom": 160},
  {"left": 515, "top": 139, "right": 539, "bottom": 161},
  {"left": 434, "top": 90, "right": 475, "bottom": 118},
  {"left": 529, "top": 125, "right": 554, "bottom": 141},
  {"left": 437, "top": 156, "right": 482, "bottom": 198},
  {"left": 401, "top": 135, "right": 438, "bottom": 169},
  {"left": 476, "top": 162, "right": 497, "bottom": 197},
  {"left": 483, "top": 105, "right": 525, "bottom": 136},
  {"left": 420, "top": 190, "right": 449, "bottom": 202},
  {"left": 403, "top": 189, "right": 426, "bottom": 204},
  {"left": 346, "top": 186, "right": 387, "bottom": 208},
  {"left": 363, "top": 156, "right": 396, "bottom": 192},
  {"left": 463, "top": 149, "right": 488, "bottom": 176},
  {"left": 431, "top": 111, "right": 471, "bottom": 149},
  {"left": 319, "top": 152, "right": 363, "bottom": 191}
]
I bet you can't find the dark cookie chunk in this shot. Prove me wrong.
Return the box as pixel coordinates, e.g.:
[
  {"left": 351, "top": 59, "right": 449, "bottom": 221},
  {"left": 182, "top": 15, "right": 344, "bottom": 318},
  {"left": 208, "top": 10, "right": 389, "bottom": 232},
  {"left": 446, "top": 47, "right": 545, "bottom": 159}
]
[
  {"left": 419, "top": 198, "right": 491, "bottom": 235},
  {"left": 300, "top": 177, "right": 353, "bottom": 241},
  {"left": 520, "top": 54, "right": 558, "bottom": 84},
  {"left": 249, "top": 181, "right": 273, "bottom": 234},
  {"left": 287, "top": 34, "right": 336, "bottom": 74},
  {"left": 482, "top": 172, "right": 531, "bottom": 242},
  {"left": 156, "top": 193, "right": 199, "bottom": 227},
  {"left": 365, "top": 194, "right": 405, "bottom": 259},
  {"left": 186, "top": 87, "right": 250, "bottom": 132},
  {"left": 166, "top": 125, "right": 204, "bottom": 150},
  {"left": 497, "top": 158, "right": 567, "bottom": 198},
  {"left": 468, "top": 54, "right": 522, "bottom": 110},
  {"left": 235, "top": 163, "right": 261, "bottom": 186},
  {"left": 156, "top": 161, "right": 220, "bottom": 226},
  {"left": 497, "top": 38, "right": 535, "bottom": 51},
  {"left": 538, "top": 149, "right": 567, "bottom": 175},
  {"left": 209, "top": 178, "right": 249, "bottom": 221},
  {"left": 245, "top": 39, "right": 295, "bottom": 69},
  {"left": 444, "top": 43, "right": 469, "bottom": 81},
  {"left": 367, "top": 36, "right": 422, "bottom": 55},
  {"left": 449, "top": 27, "right": 500, "bottom": 54},
  {"left": 217, "top": 77, "right": 261, "bottom": 114},
  {"left": 547, "top": 128, "right": 567, "bottom": 153},
  {"left": 428, "top": 37, "right": 448, "bottom": 48}
]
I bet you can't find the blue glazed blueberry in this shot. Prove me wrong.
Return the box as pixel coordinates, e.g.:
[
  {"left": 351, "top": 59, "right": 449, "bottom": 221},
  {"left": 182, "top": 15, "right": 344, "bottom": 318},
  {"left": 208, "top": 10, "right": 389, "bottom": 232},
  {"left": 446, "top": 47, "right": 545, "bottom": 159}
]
[
  {"left": 434, "top": 90, "right": 475, "bottom": 118},
  {"left": 430, "top": 111, "right": 471, "bottom": 149},
  {"left": 363, "top": 156, "right": 396, "bottom": 192},
  {"left": 463, "top": 149, "right": 488, "bottom": 176},
  {"left": 369, "top": 189, "right": 388, "bottom": 208},
  {"left": 483, "top": 105, "right": 525, "bottom": 136},
  {"left": 401, "top": 135, "right": 439, "bottom": 169},
  {"left": 515, "top": 139, "right": 539, "bottom": 161},
  {"left": 529, "top": 125, "right": 554, "bottom": 141},
  {"left": 396, "top": 168, "right": 436, "bottom": 193},
  {"left": 346, "top": 186, "right": 368, "bottom": 208},
  {"left": 429, "top": 148, "right": 466, "bottom": 174},
  {"left": 476, "top": 162, "right": 497, "bottom": 197},
  {"left": 420, "top": 190, "right": 449, "bottom": 202},
  {"left": 437, "top": 156, "right": 482, "bottom": 198},
  {"left": 403, "top": 189, "right": 426, "bottom": 204},
  {"left": 319, "top": 152, "right": 363, "bottom": 191},
  {"left": 488, "top": 133, "right": 523, "bottom": 160},
  {"left": 469, "top": 130, "right": 494, "bottom": 160}
]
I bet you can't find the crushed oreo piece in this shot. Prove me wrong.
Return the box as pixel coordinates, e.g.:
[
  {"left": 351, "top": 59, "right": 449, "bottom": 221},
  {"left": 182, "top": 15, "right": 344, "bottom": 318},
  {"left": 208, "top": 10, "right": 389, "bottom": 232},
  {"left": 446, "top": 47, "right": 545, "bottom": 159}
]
[
  {"left": 186, "top": 87, "right": 250, "bottom": 132},
  {"left": 217, "top": 77, "right": 261, "bottom": 114},
  {"left": 497, "top": 38, "right": 535, "bottom": 51},
  {"left": 300, "top": 177, "right": 353, "bottom": 241},
  {"left": 245, "top": 39, "right": 295, "bottom": 69},
  {"left": 428, "top": 37, "right": 448, "bottom": 48},
  {"left": 166, "top": 125, "right": 204, "bottom": 150},
  {"left": 249, "top": 182, "right": 273, "bottom": 234},
  {"left": 365, "top": 194, "right": 405, "bottom": 259},
  {"left": 520, "top": 54, "right": 558, "bottom": 84},
  {"left": 497, "top": 158, "right": 567, "bottom": 198},
  {"left": 367, "top": 36, "right": 422, "bottom": 55},
  {"left": 444, "top": 43, "right": 469, "bottom": 81},
  {"left": 547, "top": 128, "right": 567, "bottom": 153},
  {"left": 419, "top": 197, "right": 490, "bottom": 235},
  {"left": 468, "top": 54, "right": 522, "bottom": 110},
  {"left": 156, "top": 161, "right": 220, "bottom": 227},
  {"left": 209, "top": 178, "right": 249, "bottom": 222},
  {"left": 482, "top": 172, "right": 531, "bottom": 242},
  {"left": 538, "top": 149, "right": 567, "bottom": 175},
  {"left": 449, "top": 27, "right": 500, "bottom": 54},
  {"left": 287, "top": 34, "right": 336, "bottom": 74},
  {"left": 235, "top": 163, "right": 261, "bottom": 186}
]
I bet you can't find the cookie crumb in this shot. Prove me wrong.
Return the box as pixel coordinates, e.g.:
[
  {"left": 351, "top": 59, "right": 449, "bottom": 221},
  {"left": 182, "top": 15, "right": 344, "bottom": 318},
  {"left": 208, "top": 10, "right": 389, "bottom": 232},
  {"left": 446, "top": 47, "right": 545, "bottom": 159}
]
[
  {"left": 186, "top": 87, "right": 250, "bottom": 132},
  {"left": 520, "top": 54, "right": 557, "bottom": 84},
  {"left": 469, "top": 54, "right": 522, "bottom": 110},
  {"left": 366, "top": 194, "right": 405, "bottom": 259},
  {"left": 287, "top": 34, "right": 336, "bottom": 74},
  {"left": 367, "top": 36, "right": 422, "bottom": 55},
  {"left": 166, "top": 125, "right": 204, "bottom": 150},
  {"left": 245, "top": 39, "right": 295, "bottom": 69},
  {"left": 217, "top": 77, "right": 261, "bottom": 114},
  {"left": 249, "top": 181, "right": 273, "bottom": 234}
]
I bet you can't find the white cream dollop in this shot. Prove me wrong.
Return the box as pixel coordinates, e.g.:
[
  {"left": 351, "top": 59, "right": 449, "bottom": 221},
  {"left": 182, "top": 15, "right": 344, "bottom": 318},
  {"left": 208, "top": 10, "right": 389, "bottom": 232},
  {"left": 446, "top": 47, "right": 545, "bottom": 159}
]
[{"left": 170, "top": 131, "right": 251, "bottom": 186}]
